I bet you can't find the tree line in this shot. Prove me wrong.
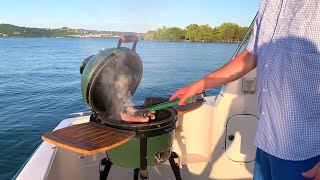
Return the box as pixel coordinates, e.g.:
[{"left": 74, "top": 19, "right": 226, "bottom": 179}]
[
  {"left": 0, "top": 24, "right": 143, "bottom": 38},
  {"left": 0, "top": 23, "right": 248, "bottom": 42},
  {"left": 144, "top": 23, "right": 248, "bottom": 43},
  {"left": 0, "top": 24, "right": 75, "bottom": 37}
]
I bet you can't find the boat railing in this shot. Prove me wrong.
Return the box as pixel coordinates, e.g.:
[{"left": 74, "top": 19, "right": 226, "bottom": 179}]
[{"left": 70, "top": 111, "right": 92, "bottom": 117}]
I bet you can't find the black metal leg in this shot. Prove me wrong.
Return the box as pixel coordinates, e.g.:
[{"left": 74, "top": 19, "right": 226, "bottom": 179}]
[
  {"left": 134, "top": 168, "right": 139, "bottom": 180},
  {"left": 100, "top": 158, "right": 113, "bottom": 180},
  {"left": 169, "top": 152, "right": 182, "bottom": 180},
  {"left": 139, "top": 168, "right": 148, "bottom": 180},
  {"left": 138, "top": 137, "right": 149, "bottom": 179},
  {"left": 133, "top": 168, "right": 148, "bottom": 180}
]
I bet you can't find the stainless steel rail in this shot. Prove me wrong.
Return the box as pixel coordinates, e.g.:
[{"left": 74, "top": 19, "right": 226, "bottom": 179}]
[{"left": 231, "top": 12, "right": 258, "bottom": 59}]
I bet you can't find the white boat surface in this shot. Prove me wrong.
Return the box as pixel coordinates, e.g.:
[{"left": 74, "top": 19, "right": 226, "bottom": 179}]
[{"left": 14, "top": 69, "right": 259, "bottom": 180}]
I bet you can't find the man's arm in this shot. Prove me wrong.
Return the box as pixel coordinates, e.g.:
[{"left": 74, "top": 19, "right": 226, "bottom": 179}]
[{"left": 170, "top": 50, "right": 257, "bottom": 105}]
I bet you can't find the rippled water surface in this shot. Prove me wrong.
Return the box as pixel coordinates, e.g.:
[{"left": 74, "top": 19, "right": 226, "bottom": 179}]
[{"left": 0, "top": 37, "right": 239, "bottom": 179}]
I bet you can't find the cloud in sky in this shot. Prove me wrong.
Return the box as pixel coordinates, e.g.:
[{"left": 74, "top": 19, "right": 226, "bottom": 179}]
[{"left": 0, "top": 18, "right": 4, "bottom": 24}]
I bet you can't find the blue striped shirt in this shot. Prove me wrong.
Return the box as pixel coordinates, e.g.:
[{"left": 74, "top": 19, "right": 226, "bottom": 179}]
[{"left": 247, "top": 0, "right": 320, "bottom": 160}]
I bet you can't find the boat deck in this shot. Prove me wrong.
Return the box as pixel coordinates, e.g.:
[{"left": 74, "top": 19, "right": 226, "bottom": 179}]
[{"left": 46, "top": 146, "right": 253, "bottom": 180}]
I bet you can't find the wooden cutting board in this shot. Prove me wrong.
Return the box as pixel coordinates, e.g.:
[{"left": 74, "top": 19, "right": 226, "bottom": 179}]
[{"left": 42, "top": 122, "right": 135, "bottom": 155}]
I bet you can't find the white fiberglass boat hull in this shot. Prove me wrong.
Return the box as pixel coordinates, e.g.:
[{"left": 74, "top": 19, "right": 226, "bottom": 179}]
[{"left": 15, "top": 70, "right": 258, "bottom": 180}]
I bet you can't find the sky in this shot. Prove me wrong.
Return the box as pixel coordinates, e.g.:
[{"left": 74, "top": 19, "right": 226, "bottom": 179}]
[{"left": 0, "top": 0, "right": 261, "bottom": 33}]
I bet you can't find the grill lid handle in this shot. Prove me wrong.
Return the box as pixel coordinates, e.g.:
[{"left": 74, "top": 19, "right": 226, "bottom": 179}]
[{"left": 117, "top": 35, "right": 139, "bottom": 51}]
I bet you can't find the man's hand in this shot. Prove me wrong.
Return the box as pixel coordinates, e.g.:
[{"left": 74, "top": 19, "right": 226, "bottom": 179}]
[
  {"left": 302, "top": 162, "right": 320, "bottom": 180},
  {"left": 169, "top": 81, "right": 203, "bottom": 105},
  {"left": 170, "top": 50, "right": 257, "bottom": 106}
]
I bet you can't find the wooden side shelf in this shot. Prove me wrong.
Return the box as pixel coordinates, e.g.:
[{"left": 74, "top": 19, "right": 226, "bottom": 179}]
[{"left": 42, "top": 122, "right": 135, "bottom": 155}]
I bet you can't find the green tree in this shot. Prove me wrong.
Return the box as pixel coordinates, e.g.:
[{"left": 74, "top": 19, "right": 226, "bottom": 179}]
[
  {"left": 164, "top": 27, "right": 185, "bottom": 41},
  {"left": 199, "top": 24, "right": 214, "bottom": 42},
  {"left": 155, "top": 26, "right": 167, "bottom": 41},
  {"left": 235, "top": 27, "right": 248, "bottom": 41},
  {"left": 211, "top": 27, "right": 221, "bottom": 42},
  {"left": 144, "top": 31, "right": 156, "bottom": 40},
  {"left": 185, "top": 24, "right": 201, "bottom": 42},
  {"left": 217, "top": 22, "right": 241, "bottom": 42}
]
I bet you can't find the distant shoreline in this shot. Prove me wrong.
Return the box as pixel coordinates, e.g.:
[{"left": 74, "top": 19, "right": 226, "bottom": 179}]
[
  {"left": 0, "top": 23, "right": 248, "bottom": 43},
  {"left": 0, "top": 36, "right": 242, "bottom": 44},
  {"left": 0, "top": 36, "right": 120, "bottom": 39},
  {"left": 0, "top": 24, "right": 144, "bottom": 39}
]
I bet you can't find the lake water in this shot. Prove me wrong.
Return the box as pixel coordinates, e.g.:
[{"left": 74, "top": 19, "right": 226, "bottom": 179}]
[{"left": 0, "top": 37, "right": 239, "bottom": 179}]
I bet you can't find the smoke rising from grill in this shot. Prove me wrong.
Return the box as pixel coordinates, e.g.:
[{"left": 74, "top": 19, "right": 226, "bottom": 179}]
[{"left": 98, "top": 50, "right": 141, "bottom": 120}]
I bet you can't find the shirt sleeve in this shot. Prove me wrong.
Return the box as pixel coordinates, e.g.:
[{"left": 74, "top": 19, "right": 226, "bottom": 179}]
[
  {"left": 246, "top": 25, "right": 258, "bottom": 55},
  {"left": 246, "top": 0, "right": 266, "bottom": 55},
  {"left": 246, "top": 13, "right": 260, "bottom": 55}
]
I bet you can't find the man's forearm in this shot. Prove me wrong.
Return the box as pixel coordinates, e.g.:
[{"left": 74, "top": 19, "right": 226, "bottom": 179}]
[{"left": 194, "top": 50, "right": 257, "bottom": 90}]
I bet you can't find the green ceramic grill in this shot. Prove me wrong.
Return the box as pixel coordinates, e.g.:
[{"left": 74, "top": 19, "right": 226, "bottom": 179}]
[{"left": 79, "top": 36, "right": 179, "bottom": 172}]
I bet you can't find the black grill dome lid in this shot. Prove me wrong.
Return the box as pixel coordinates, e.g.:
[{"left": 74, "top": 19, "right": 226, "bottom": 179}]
[{"left": 80, "top": 36, "right": 143, "bottom": 115}]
